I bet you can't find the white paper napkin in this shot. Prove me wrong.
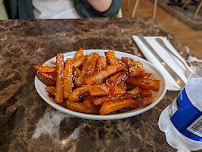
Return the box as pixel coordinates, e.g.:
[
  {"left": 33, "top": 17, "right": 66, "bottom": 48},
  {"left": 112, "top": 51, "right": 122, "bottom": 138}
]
[{"left": 132, "top": 35, "right": 191, "bottom": 91}]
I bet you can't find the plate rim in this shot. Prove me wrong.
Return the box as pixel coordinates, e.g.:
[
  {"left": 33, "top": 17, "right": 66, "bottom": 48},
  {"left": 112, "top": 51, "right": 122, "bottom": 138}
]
[{"left": 34, "top": 49, "right": 167, "bottom": 120}]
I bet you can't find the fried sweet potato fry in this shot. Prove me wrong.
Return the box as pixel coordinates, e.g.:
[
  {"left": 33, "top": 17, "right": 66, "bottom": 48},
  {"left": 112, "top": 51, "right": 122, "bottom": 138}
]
[
  {"left": 107, "top": 72, "right": 128, "bottom": 86},
  {"left": 129, "top": 61, "right": 143, "bottom": 76},
  {"left": 116, "top": 57, "right": 121, "bottom": 62},
  {"left": 93, "top": 93, "right": 139, "bottom": 106},
  {"left": 99, "top": 83, "right": 126, "bottom": 95},
  {"left": 142, "top": 73, "right": 153, "bottom": 79},
  {"left": 126, "top": 84, "right": 135, "bottom": 91},
  {"left": 104, "top": 51, "right": 117, "bottom": 65},
  {"left": 130, "top": 100, "right": 139, "bottom": 108},
  {"left": 75, "top": 53, "right": 95, "bottom": 87},
  {"left": 96, "top": 56, "right": 107, "bottom": 71},
  {"left": 118, "top": 93, "right": 140, "bottom": 100},
  {"left": 69, "top": 84, "right": 126, "bottom": 101},
  {"left": 141, "top": 96, "right": 152, "bottom": 106},
  {"left": 85, "top": 62, "right": 126, "bottom": 85},
  {"left": 69, "top": 85, "right": 106, "bottom": 101},
  {"left": 55, "top": 53, "right": 64, "bottom": 103},
  {"left": 79, "top": 54, "right": 88, "bottom": 70},
  {"left": 36, "top": 72, "right": 56, "bottom": 86},
  {"left": 118, "top": 81, "right": 127, "bottom": 91},
  {"left": 93, "top": 95, "right": 117, "bottom": 106},
  {"left": 73, "top": 67, "right": 81, "bottom": 79},
  {"left": 66, "top": 100, "right": 99, "bottom": 114},
  {"left": 85, "top": 70, "right": 106, "bottom": 85},
  {"left": 125, "top": 76, "right": 160, "bottom": 92},
  {"left": 46, "top": 86, "right": 56, "bottom": 96},
  {"left": 99, "top": 83, "right": 115, "bottom": 94},
  {"left": 122, "top": 57, "right": 131, "bottom": 64},
  {"left": 73, "top": 56, "right": 85, "bottom": 68},
  {"left": 51, "top": 62, "right": 56, "bottom": 65},
  {"left": 122, "top": 57, "right": 143, "bottom": 76},
  {"left": 138, "top": 70, "right": 147, "bottom": 76},
  {"left": 137, "top": 71, "right": 153, "bottom": 79},
  {"left": 64, "top": 58, "right": 74, "bottom": 99},
  {"left": 99, "top": 99, "right": 138, "bottom": 115},
  {"left": 85, "top": 53, "right": 99, "bottom": 78},
  {"left": 128, "top": 86, "right": 141, "bottom": 95},
  {"left": 75, "top": 48, "right": 83, "bottom": 60},
  {"left": 141, "top": 89, "right": 152, "bottom": 97},
  {"left": 34, "top": 65, "right": 56, "bottom": 73},
  {"left": 82, "top": 97, "right": 97, "bottom": 109},
  {"left": 40, "top": 72, "right": 56, "bottom": 82}
]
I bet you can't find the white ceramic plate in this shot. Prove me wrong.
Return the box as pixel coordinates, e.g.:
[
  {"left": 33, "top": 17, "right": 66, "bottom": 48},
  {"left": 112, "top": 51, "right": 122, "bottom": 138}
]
[{"left": 35, "top": 50, "right": 166, "bottom": 120}]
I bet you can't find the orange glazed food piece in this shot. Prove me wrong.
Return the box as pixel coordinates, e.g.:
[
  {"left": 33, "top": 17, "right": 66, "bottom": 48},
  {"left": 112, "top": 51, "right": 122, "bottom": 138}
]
[
  {"left": 141, "top": 89, "right": 152, "bottom": 97},
  {"left": 85, "top": 53, "right": 99, "bottom": 79},
  {"left": 85, "top": 62, "right": 126, "bottom": 85},
  {"left": 73, "top": 56, "right": 85, "bottom": 68},
  {"left": 55, "top": 53, "right": 65, "bottom": 103},
  {"left": 82, "top": 97, "right": 97, "bottom": 109},
  {"left": 107, "top": 72, "right": 128, "bottom": 86},
  {"left": 122, "top": 57, "right": 143, "bottom": 76},
  {"left": 99, "top": 99, "right": 138, "bottom": 115},
  {"left": 66, "top": 100, "right": 99, "bottom": 114},
  {"left": 64, "top": 58, "right": 74, "bottom": 99},
  {"left": 128, "top": 87, "right": 141, "bottom": 95},
  {"left": 33, "top": 65, "right": 56, "bottom": 73},
  {"left": 73, "top": 67, "right": 80, "bottom": 79},
  {"left": 125, "top": 76, "right": 160, "bottom": 92},
  {"left": 36, "top": 72, "right": 56, "bottom": 86},
  {"left": 68, "top": 84, "right": 126, "bottom": 102},
  {"left": 141, "top": 96, "right": 153, "bottom": 106},
  {"left": 96, "top": 56, "right": 107, "bottom": 71},
  {"left": 75, "top": 53, "right": 95, "bottom": 87},
  {"left": 93, "top": 93, "right": 139, "bottom": 106},
  {"left": 104, "top": 51, "right": 117, "bottom": 65},
  {"left": 46, "top": 86, "right": 56, "bottom": 96},
  {"left": 117, "top": 81, "right": 127, "bottom": 91},
  {"left": 75, "top": 48, "right": 83, "bottom": 60}
]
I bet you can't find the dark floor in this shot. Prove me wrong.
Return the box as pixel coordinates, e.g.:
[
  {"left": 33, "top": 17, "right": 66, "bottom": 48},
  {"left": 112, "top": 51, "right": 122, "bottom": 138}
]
[{"left": 156, "top": 0, "right": 202, "bottom": 30}]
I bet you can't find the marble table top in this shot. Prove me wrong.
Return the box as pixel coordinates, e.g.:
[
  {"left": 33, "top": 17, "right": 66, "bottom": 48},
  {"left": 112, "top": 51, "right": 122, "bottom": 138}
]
[{"left": 0, "top": 18, "right": 201, "bottom": 152}]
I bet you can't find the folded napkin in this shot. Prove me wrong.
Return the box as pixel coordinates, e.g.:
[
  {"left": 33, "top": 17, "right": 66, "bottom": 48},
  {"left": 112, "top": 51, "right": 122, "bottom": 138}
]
[{"left": 132, "top": 35, "right": 191, "bottom": 91}]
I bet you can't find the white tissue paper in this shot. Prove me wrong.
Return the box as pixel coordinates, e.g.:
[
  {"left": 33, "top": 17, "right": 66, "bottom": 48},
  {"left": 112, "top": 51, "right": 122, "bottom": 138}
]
[{"left": 132, "top": 35, "right": 191, "bottom": 91}]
